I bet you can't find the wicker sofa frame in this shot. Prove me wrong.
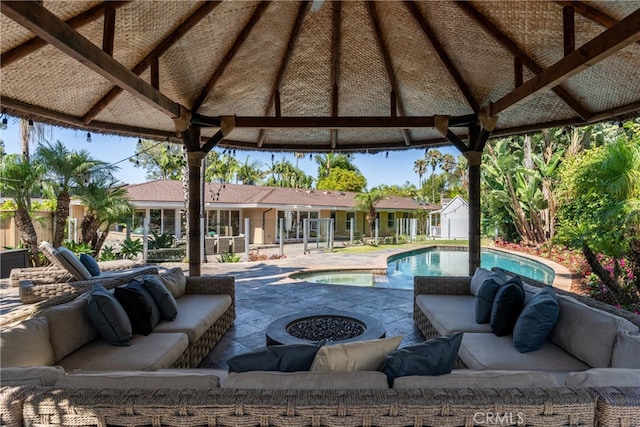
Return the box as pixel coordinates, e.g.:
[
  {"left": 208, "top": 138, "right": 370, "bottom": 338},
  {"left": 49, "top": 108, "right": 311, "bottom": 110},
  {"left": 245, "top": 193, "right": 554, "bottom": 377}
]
[
  {"left": 9, "top": 258, "right": 146, "bottom": 287},
  {"left": 2, "top": 386, "right": 638, "bottom": 427}
]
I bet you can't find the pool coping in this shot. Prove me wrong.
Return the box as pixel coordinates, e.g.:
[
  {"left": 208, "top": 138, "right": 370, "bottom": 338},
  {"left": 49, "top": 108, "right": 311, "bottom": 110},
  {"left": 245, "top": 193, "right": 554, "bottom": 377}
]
[{"left": 288, "top": 244, "right": 573, "bottom": 292}]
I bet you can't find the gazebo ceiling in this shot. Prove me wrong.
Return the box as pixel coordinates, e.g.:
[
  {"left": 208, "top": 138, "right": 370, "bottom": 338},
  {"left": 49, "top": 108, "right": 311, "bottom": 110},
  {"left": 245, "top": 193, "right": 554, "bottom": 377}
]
[{"left": 1, "top": 1, "right": 640, "bottom": 153}]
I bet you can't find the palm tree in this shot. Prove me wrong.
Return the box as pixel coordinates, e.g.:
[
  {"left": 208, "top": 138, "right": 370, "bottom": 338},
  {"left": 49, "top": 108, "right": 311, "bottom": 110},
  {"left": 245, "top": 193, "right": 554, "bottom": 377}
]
[
  {"left": 293, "top": 152, "right": 306, "bottom": 169},
  {"left": 314, "top": 153, "right": 357, "bottom": 180},
  {"left": 425, "top": 148, "right": 443, "bottom": 203},
  {"left": 35, "top": 140, "right": 109, "bottom": 247},
  {"left": 236, "top": 156, "right": 264, "bottom": 185},
  {"left": 413, "top": 158, "right": 427, "bottom": 188},
  {"left": 354, "top": 188, "right": 386, "bottom": 238},
  {"left": 0, "top": 154, "right": 44, "bottom": 265},
  {"left": 77, "top": 178, "right": 133, "bottom": 254}
]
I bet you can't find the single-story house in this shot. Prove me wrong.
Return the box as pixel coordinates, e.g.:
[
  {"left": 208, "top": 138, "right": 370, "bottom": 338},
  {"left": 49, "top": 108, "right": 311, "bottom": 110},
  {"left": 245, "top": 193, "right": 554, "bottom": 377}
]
[
  {"left": 428, "top": 196, "right": 469, "bottom": 239},
  {"left": 123, "top": 180, "right": 424, "bottom": 245}
]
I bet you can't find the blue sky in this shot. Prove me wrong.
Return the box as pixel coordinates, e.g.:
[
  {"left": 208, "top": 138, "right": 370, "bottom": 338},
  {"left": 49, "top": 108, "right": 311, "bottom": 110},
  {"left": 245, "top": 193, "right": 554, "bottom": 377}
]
[{"left": 0, "top": 116, "right": 458, "bottom": 189}]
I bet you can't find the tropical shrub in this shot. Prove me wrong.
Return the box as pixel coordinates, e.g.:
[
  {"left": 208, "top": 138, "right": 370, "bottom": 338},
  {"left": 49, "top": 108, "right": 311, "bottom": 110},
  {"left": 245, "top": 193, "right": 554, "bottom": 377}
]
[
  {"left": 218, "top": 251, "right": 241, "bottom": 263},
  {"left": 119, "top": 238, "right": 143, "bottom": 260}
]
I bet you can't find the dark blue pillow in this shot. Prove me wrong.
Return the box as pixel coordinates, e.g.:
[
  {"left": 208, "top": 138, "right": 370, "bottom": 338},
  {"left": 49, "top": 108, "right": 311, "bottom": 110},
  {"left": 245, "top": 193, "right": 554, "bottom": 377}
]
[
  {"left": 142, "top": 275, "right": 178, "bottom": 321},
  {"left": 86, "top": 284, "right": 131, "bottom": 346},
  {"left": 227, "top": 342, "right": 324, "bottom": 373},
  {"left": 490, "top": 278, "right": 525, "bottom": 336},
  {"left": 513, "top": 286, "right": 559, "bottom": 352},
  {"left": 125, "top": 280, "right": 161, "bottom": 330},
  {"left": 114, "top": 286, "right": 155, "bottom": 335},
  {"left": 79, "top": 254, "right": 100, "bottom": 277},
  {"left": 383, "top": 333, "right": 463, "bottom": 386},
  {"left": 474, "top": 271, "right": 507, "bottom": 324}
]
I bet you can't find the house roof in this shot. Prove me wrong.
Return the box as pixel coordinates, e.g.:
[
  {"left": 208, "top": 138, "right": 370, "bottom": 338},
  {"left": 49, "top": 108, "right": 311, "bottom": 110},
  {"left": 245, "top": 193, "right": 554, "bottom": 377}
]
[
  {"left": 2, "top": 1, "right": 639, "bottom": 153},
  {"left": 124, "top": 180, "right": 422, "bottom": 211}
]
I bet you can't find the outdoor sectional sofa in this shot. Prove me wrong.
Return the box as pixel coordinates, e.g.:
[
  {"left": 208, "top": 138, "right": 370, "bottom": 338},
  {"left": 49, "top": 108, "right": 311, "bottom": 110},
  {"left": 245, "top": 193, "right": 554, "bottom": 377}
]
[{"left": 1, "top": 270, "right": 639, "bottom": 426}]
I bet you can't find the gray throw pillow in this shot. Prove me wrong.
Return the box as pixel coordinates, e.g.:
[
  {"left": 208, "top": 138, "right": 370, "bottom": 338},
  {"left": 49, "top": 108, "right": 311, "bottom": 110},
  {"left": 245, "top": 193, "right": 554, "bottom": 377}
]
[
  {"left": 469, "top": 267, "right": 492, "bottom": 296},
  {"left": 513, "top": 286, "right": 559, "bottom": 352},
  {"left": 79, "top": 254, "right": 101, "bottom": 277},
  {"left": 86, "top": 284, "right": 131, "bottom": 346},
  {"left": 383, "top": 333, "right": 463, "bottom": 386},
  {"left": 490, "top": 277, "right": 525, "bottom": 337},
  {"left": 474, "top": 270, "right": 507, "bottom": 324},
  {"left": 55, "top": 246, "right": 92, "bottom": 280},
  {"left": 142, "top": 275, "right": 178, "bottom": 321},
  {"left": 227, "top": 342, "right": 324, "bottom": 373}
]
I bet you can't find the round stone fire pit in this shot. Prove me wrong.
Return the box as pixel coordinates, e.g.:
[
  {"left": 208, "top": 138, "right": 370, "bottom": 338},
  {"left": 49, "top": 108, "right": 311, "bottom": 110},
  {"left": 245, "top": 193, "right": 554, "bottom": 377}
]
[{"left": 266, "top": 308, "right": 386, "bottom": 346}]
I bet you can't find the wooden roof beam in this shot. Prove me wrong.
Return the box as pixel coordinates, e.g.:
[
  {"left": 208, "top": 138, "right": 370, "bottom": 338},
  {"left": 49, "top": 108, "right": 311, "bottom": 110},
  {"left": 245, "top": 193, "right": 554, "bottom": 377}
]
[
  {"left": 556, "top": 1, "right": 640, "bottom": 46},
  {"left": 330, "top": 1, "right": 342, "bottom": 150},
  {"left": 367, "top": 2, "right": 412, "bottom": 146},
  {"left": 82, "top": 1, "right": 220, "bottom": 124},
  {"left": 192, "top": 1, "right": 269, "bottom": 113},
  {"left": 1, "top": 1, "right": 130, "bottom": 67},
  {"left": 102, "top": 5, "right": 116, "bottom": 56},
  {"left": 457, "top": 2, "right": 591, "bottom": 120},
  {"left": 1, "top": 1, "right": 182, "bottom": 120},
  {"left": 491, "top": 8, "right": 640, "bottom": 116},
  {"left": 405, "top": 1, "right": 480, "bottom": 114},
  {"left": 258, "top": 1, "right": 310, "bottom": 148}
]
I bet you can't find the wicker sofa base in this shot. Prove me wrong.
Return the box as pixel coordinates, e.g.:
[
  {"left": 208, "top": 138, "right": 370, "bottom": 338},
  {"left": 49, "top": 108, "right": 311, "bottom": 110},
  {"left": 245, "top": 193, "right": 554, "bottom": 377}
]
[{"left": 14, "top": 387, "right": 602, "bottom": 427}]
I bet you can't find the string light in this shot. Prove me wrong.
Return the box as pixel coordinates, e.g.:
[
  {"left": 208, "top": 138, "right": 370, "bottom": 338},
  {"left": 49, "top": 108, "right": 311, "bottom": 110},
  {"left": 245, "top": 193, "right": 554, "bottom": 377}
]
[
  {"left": 28, "top": 119, "right": 34, "bottom": 129},
  {"left": 385, "top": 151, "right": 389, "bottom": 158},
  {"left": 86, "top": 132, "right": 92, "bottom": 143},
  {"left": 1, "top": 117, "right": 7, "bottom": 130}
]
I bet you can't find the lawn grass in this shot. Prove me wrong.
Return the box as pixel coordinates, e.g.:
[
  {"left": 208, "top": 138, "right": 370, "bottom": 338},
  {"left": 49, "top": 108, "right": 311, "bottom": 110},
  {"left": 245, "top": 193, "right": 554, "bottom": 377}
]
[{"left": 329, "top": 238, "right": 496, "bottom": 254}]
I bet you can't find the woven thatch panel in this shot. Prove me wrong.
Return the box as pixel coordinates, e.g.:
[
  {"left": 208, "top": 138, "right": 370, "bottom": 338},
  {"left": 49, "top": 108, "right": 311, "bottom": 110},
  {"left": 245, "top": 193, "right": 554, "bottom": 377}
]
[
  {"left": 495, "top": 92, "right": 579, "bottom": 130},
  {"left": 158, "top": 1, "right": 262, "bottom": 111},
  {"left": 93, "top": 82, "right": 177, "bottom": 133},
  {"left": 259, "top": 129, "right": 333, "bottom": 147},
  {"left": 202, "top": 2, "right": 298, "bottom": 117},
  {"left": 0, "top": 1, "right": 100, "bottom": 51},
  {"left": 376, "top": 2, "right": 474, "bottom": 117},
  {"left": 338, "top": 1, "right": 389, "bottom": 117},
  {"left": 280, "top": 3, "right": 333, "bottom": 117}
]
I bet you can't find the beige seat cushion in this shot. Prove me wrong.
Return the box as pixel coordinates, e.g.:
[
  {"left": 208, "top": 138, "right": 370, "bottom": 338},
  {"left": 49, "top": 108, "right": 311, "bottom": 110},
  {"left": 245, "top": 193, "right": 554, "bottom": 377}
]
[
  {"left": 58, "top": 332, "right": 188, "bottom": 371},
  {"left": 416, "top": 294, "right": 491, "bottom": 335},
  {"left": 549, "top": 295, "right": 639, "bottom": 368},
  {"left": 159, "top": 268, "right": 187, "bottom": 298},
  {"left": 154, "top": 294, "right": 232, "bottom": 343},
  {"left": 458, "top": 333, "right": 590, "bottom": 372},
  {"left": 310, "top": 336, "right": 402, "bottom": 372},
  {"left": 55, "top": 370, "right": 221, "bottom": 389},
  {"left": 55, "top": 246, "right": 92, "bottom": 280},
  {"left": 0, "top": 366, "right": 65, "bottom": 386},
  {"left": 565, "top": 368, "right": 640, "bottom": 387},
  {"left": 39, "top": 293, "right": 98, "bottom": 362},
  {"left": 223, "top": 371, "right": 389, "bottom": 389},
  {"left": 0, "top": 317, "right": 55, "bottom": 367},
  {"left": 393, "top": 370, "right": 560, "bottom": 389}
]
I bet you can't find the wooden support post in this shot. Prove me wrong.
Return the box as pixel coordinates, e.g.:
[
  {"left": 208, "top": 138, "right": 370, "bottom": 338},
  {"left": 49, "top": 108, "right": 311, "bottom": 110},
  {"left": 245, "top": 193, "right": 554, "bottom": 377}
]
[
  {"left": 465, "top": 150, "right": 482, "bottom": 276},
  {"left": 183, "top": 127, "right": 204, "bottom": 277}
]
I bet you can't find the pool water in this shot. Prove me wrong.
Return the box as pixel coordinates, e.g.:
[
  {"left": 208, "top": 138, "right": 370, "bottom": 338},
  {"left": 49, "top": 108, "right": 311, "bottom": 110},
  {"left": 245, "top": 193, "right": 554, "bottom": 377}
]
[{"left": 294, "top": 247, "right": 555, "bottom": 289}]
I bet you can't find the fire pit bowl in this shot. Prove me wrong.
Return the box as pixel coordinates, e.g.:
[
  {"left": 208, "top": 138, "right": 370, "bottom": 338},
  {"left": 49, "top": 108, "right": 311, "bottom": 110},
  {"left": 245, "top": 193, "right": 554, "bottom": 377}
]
[{"left": 266, "top": 308, "right": 386, "bottom": 346}]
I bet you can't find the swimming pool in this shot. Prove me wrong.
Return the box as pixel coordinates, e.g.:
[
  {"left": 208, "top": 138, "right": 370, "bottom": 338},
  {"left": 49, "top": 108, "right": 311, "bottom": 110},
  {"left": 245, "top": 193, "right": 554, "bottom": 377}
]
[{"left": 292, "top": 247, "right": 555, "bottom": 289}]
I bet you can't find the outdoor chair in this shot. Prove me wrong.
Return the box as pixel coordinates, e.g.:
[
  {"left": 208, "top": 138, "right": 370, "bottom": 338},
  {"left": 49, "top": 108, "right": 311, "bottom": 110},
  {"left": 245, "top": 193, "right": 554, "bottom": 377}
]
[{"left": 11, "top": 242, "right": 158, "bottom": 304}]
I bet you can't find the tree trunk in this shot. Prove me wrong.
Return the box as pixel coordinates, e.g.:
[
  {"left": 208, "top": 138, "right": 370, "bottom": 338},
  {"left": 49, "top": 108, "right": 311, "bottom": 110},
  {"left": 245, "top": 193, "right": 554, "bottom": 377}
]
[
  {"left": 53, "top": 191, "right": 70, "bottom": 247},
  {"left": 14, "top": 207, "right": 41, "bottom": 266},
  {"left": 582, "top": 241, "right": 624, "bottom": 304},
  {"left": 94, "top": 229, "right": 109, "bottom": 256},
  {"left": 80, "top": 214, "right": 95, "bottom": 243}
]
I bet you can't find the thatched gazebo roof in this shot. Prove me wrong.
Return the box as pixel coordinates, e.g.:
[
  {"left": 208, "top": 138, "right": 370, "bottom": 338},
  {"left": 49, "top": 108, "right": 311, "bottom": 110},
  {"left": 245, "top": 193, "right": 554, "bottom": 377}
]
[
  {"left": 2, "top": 1, "right": 639, "bottom": 153},
  {"left": 2, "top": 1, "right": 639, "bottom": 276}
]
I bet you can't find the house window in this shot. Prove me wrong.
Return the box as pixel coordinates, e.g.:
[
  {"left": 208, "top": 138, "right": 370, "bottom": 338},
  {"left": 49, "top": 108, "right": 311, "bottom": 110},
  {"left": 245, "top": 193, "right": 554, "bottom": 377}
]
[
  {"left": 346, "top": 212, "right": 355, "bottom": 230},
  {"left": 387, "top": 212, "right": 395, "bottom": 228}
]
